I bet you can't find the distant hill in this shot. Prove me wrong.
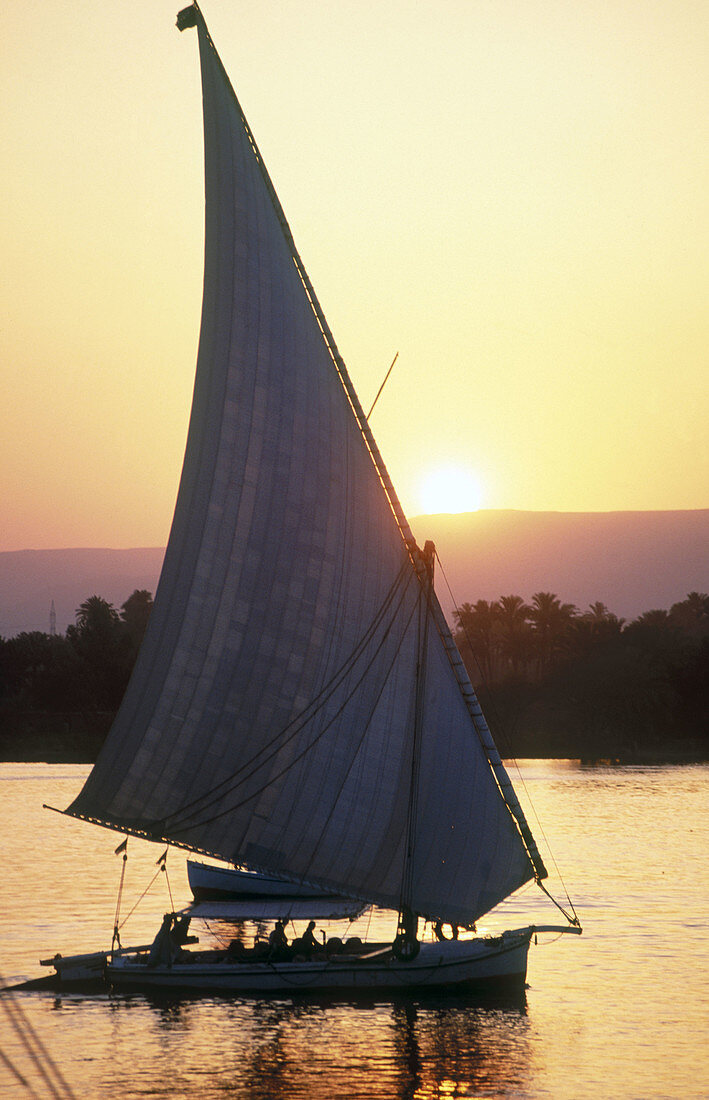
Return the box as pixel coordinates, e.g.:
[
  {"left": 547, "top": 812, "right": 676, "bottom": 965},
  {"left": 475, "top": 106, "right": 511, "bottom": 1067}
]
[
  {"left": 1, "top": 509, "right": 707, "bottom": 637},
  {"left": 0, "top": 548, "right": 164, "bottom": 637},
  {"left": 410, "top": 508, "right": 709, "bottom": 621}
]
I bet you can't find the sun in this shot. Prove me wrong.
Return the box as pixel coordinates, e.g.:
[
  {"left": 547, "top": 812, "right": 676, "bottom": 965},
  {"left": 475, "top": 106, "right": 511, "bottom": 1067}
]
[{"left": 418, "top": 466, "right": 483, "bottom": 515}]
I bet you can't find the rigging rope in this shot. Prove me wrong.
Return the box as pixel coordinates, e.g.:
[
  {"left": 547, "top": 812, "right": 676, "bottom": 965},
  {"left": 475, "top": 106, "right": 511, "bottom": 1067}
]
[
  {"left": 112, "top": 839, "right": 129, "bottom": 951},
  {"left": 117, "top": 865, "right": 165, "bottom": 934},
  {"left": 169, "top": 570, "right": 420, "bottom": 836},
  {"left": 537, "top": 879, "right": 580, "bottom": 927},
  {"left": 157, "top": 848, "right": 175, "bottom": 914},
  {"left": 272, "top": 586, "right": 422, "bottom": 913},
  {"left": 159, "top": 561, "right": 412, "bottom": 832}
]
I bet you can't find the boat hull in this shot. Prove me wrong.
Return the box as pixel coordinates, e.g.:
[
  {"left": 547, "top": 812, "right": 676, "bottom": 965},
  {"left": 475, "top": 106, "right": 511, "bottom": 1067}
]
[
  {"left": 107, "top": 930, "right": 532, "bottom": 995},
  {"left": 186, "top": 860, "right": 340, "bottom": 902}
]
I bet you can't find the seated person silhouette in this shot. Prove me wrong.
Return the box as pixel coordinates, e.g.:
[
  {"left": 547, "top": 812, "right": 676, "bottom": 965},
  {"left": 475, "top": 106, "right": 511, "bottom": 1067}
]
[
  {"left": 301, "top": 920, "right": 322, "bottom": 956},
  {"left": 267, "top": 920, "right": 290, "bottom": 961}
]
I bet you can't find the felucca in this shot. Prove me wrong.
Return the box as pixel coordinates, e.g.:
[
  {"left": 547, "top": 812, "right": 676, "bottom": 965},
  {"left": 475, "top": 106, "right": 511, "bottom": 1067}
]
[{"left": 47, "top": 3, "right": 581, "bottom": 995}]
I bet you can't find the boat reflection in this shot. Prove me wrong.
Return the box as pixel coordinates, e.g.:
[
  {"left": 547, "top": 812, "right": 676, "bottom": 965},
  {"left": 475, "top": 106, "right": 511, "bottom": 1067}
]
[{"left": 109, "top": 989, "right": 531, "bottom": 1098}]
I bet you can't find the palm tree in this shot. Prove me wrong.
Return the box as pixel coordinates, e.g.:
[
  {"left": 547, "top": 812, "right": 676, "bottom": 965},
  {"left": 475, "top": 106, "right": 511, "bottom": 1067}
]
[
  {"left": 67, "top": 595, "right": 128, "bottom": 709},
  {"left": 528, "top": 592, "right": 578, "bottom": 676},
  {"left": 669, "top": 592, "right": 709, "bottom": 637},
  {"left": 121, "top": 589, "right": 154, "bottom": 652},
  {"left": 495, "top": 594, "right": 532, "bottom": 678},
  {"left": 567, "top": 602, "right": 624, "bottom": 661},
  {"left": 623, "top": 608, "right": 680, "bottom": 664},
  {"left": 587, "top": 601, "right": 611, "bottom": 623},
  {"left": 630, "top": 609, "right": 671, "bottom": 629},
  {"left": 453, "top": 599, "right": 499, "bottom": 684},
  {"left": 583, "top": 601, "right": 624, "bottom": 638},
  {"left": 74, "top": 595, "right": 120, "bottom": 635}
]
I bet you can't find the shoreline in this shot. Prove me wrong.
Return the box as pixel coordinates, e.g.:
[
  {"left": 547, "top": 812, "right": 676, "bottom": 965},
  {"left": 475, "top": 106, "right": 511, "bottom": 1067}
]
[
  {"left": 0, "top": 711, "right": 113, "bottom": 764},
  {"left": 1, "top": 713, "right": 706, "bottom": 767}
]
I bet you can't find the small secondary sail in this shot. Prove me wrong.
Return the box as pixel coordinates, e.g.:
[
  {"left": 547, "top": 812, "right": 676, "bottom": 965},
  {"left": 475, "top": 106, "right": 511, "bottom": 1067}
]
[
  {"left": 185, "top": 899, "right": 365, "bottom": 922},
  {"left": 67, "top": 6, "right": 540, "bottom": 928}
]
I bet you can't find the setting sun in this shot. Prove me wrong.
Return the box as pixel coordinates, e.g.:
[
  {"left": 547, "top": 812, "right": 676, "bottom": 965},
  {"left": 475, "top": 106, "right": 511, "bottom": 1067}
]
[{"left": 418, "top": 466, "right": 483, "bottom": 515}]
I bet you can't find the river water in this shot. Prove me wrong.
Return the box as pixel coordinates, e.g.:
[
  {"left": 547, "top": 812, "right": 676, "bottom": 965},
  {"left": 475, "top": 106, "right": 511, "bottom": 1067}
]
[{"left": 1, "top": 760, "right": 708, "bottom": 1098}]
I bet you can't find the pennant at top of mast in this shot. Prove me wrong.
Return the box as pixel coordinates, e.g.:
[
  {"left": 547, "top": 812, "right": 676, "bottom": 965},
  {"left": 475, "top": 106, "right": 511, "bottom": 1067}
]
[{"left": 176, "top": 5, "right": 199, "bottom": 32}]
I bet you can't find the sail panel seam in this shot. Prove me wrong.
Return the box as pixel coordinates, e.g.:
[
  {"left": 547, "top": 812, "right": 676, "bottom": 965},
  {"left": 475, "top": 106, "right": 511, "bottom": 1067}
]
[
  {"left": 166, "top": 573, "right": 420, "bottom": 836},
  {"left": 160, "top": 563, "right": 414, "bottom": 831}
]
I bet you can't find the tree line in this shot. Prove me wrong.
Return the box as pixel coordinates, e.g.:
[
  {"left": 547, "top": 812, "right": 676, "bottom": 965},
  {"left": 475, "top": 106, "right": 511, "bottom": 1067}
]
[
  {"left": 0, "top": 588, "right": 707, "bottom": 761},
  {"left": 0, "top": 591, "right": 153, "bottom": 714},
  {"left": 453, "top": 591, "right": 709, "bottom": 759}
]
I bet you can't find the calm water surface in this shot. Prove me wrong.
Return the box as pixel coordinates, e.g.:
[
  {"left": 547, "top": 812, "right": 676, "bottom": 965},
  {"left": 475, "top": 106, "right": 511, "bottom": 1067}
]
[{"left": 1, "top": 761, "right": 708, "bottom": 1098}]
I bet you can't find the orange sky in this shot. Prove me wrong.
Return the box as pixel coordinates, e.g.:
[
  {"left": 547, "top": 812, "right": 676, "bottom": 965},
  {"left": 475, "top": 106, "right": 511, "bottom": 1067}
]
[{"left": 2, "top": 0, "right": 708, "bottom": 551}]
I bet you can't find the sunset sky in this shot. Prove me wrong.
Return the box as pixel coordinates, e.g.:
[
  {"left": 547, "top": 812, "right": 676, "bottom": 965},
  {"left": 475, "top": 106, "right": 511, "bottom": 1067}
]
[{"left": 2, "top": 0, "right": 707, "bottom": 552}]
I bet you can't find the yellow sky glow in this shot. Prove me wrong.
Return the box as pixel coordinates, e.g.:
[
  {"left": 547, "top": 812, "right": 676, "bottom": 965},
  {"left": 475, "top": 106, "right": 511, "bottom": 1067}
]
[{"left": 1, "top": 0, "right": 708, "bottom": 550}]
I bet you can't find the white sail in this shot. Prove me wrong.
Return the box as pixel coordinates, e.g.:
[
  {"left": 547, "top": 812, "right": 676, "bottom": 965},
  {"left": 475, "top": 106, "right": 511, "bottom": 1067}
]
[{"left": 67, "top": 8, "right": 539, "bottom": 927}]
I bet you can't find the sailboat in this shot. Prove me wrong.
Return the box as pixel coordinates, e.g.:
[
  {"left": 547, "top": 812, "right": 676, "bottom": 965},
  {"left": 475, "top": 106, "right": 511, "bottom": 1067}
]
[{"left": 53, "top": 3, "right": 581, "bottom": 994}]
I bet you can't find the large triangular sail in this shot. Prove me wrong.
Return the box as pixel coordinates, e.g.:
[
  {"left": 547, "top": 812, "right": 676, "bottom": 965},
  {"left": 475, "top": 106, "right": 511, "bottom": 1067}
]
[{"left": 67, "top": 5, "right": 544, "bottom": 927}]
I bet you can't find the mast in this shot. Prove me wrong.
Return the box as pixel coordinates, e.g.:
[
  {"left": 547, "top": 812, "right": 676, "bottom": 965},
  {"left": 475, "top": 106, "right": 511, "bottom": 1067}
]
[
  {"left": 393, "top": 539, "right": 435, "bottom": 956},
  {"left": 395, "top": 540, "right": 434, "bottom": 952}
]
